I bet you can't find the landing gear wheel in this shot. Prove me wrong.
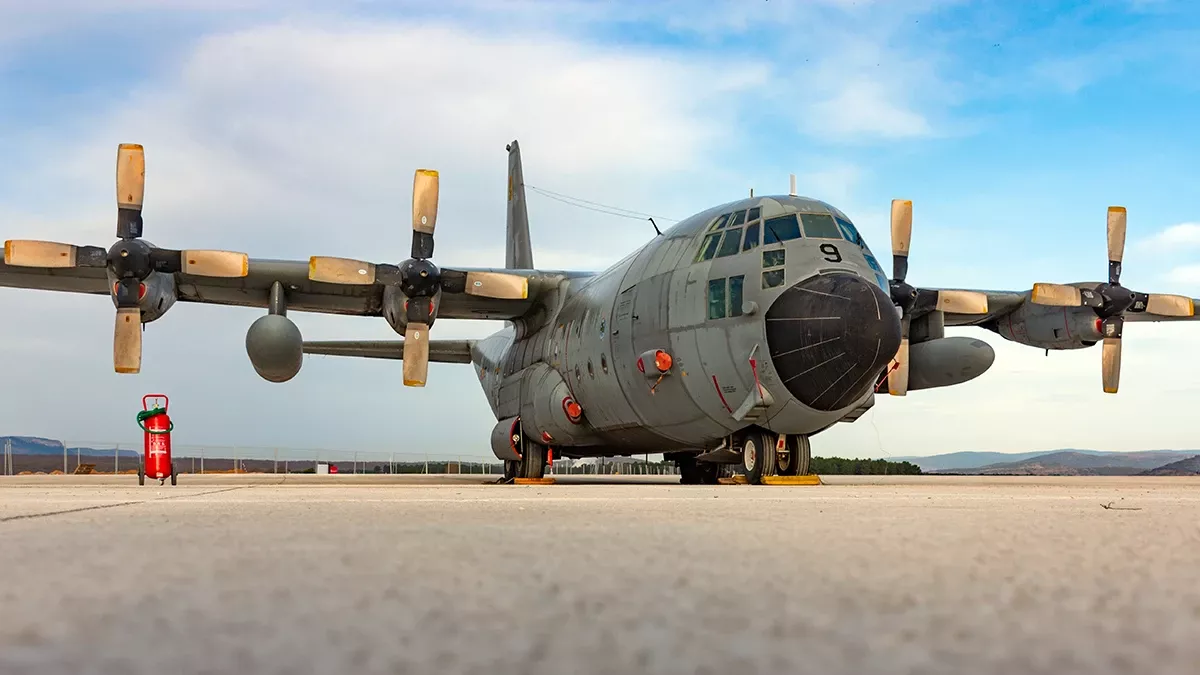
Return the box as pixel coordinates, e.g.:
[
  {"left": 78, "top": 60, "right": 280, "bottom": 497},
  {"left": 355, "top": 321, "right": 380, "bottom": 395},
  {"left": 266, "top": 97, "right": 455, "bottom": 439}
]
[
  {"left": 519, "top": 439, "right": 547, "bottom": 480},
  {"left": 739, "top": 429, "right": 776, "bottom": 485},
  {"left": 790, "top": 435, "right": 812, "bottom": 476},
  {"left": 138, "top": 467, "right": 145, "bottom": 486},
  {"left": 698, "top": 462, "right": 721, "bottom": 485}
]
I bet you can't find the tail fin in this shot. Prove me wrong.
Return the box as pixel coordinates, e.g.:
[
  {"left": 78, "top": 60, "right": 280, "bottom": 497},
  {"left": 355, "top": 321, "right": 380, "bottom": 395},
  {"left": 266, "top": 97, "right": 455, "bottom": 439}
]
[{"left": 505, "top": 140, "right": 534, "bottom": 269}]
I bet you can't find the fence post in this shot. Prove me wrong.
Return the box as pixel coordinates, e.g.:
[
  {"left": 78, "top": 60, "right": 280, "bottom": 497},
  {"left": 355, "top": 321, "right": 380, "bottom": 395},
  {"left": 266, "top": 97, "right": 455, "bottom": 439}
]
[{"left": 114, "top": 443, "right": 119, "bottom": 474}]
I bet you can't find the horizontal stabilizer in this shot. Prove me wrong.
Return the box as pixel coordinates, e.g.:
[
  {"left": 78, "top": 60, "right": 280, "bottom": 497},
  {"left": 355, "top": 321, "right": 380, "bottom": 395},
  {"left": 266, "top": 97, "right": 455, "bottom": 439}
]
[{"left": 302, "top": 339, "right": 474, "bottom": 364}]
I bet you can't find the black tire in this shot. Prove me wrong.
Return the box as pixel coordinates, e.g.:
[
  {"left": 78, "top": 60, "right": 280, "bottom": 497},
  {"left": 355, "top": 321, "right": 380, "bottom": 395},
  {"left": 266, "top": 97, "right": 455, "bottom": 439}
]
[
  {"left": 519, "top": 439, "right": 546, "bottom": 479},
  {"left": 677, "top": 456, "right": 701, "bottom": 484},
  {"left": 791, "top": 435, "right": 812, "bottom": 476},
  {"left": 698, "top": 462, "right": 721, "bottom": 485},
  {"left": 775, "top": 435, "right": 797, "bottom": 476},
  {"left": 503, "top": 460, "right": 520, "bottom": 481},
  {"left": 739, "top": 429, "right": 775, "bottom": 485}
]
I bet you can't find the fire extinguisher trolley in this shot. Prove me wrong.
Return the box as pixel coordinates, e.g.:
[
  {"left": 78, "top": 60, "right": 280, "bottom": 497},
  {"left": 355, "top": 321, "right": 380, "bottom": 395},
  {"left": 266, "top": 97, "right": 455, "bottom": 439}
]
[{"left": 137, "top": 394, "right": 176, "bottom": 486}]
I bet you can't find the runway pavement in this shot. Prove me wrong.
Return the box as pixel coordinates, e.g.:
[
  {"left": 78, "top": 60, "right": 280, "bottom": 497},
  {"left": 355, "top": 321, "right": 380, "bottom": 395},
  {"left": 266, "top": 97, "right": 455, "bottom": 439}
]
[{"left": 2, "top": 474, "right": 1199, "bottom": 674}]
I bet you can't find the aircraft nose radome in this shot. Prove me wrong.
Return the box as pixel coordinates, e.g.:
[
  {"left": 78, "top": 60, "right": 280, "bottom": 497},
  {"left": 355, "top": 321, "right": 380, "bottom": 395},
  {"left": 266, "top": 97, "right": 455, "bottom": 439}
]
[{"left": 765, "top": 273, "right": 902, "bottom": 412}]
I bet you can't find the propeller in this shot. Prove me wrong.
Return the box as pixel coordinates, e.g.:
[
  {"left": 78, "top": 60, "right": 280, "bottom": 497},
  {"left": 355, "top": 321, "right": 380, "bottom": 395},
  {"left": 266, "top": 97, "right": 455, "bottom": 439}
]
[
  {"left": 885, "top": 199, "right": 990, "bottom": 396},
  {"left": 1029, "top": 206, "right": 1194, "bottom": 393},
  {"left": 307, "top": 169, "right": 529, "bottom": 387},
  {"left": 3, "top": 143, "right": 250, "bottom": 374}
]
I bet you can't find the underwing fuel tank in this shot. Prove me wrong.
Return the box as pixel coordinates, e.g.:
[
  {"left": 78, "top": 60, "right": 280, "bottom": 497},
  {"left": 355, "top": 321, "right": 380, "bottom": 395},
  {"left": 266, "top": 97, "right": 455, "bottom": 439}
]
[{"left": 906, "top": 336, "right": 995, "bottom": 391}]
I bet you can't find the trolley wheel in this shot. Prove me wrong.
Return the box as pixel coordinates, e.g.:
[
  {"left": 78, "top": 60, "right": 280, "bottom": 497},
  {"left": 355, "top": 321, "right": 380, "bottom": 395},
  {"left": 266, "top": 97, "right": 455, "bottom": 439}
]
[
  {"left": 170, "top": 464, "right": 177, "bottom": 486},
  {"left": 138, "top": 467, "right": 145, "bottom": 486}
]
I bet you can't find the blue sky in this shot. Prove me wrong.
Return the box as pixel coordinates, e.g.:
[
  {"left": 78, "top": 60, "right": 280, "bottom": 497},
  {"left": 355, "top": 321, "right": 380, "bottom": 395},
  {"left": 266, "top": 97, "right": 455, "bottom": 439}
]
[{"left": 3, "top": 0, "right": 1200, "bottom": 459}]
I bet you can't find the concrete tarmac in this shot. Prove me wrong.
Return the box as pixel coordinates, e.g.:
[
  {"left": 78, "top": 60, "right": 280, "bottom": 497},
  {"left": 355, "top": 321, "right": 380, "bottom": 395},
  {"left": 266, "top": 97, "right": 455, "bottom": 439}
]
[{"left": 2, "top": 474, "right": 1199, "bottom": 674}]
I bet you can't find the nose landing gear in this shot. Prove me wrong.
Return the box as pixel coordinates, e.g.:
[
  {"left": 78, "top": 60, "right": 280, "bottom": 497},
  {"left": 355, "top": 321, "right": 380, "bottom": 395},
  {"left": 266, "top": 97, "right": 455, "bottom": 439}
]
[{"left": 674, "top": 428, "right": 813, "bottom": 485}]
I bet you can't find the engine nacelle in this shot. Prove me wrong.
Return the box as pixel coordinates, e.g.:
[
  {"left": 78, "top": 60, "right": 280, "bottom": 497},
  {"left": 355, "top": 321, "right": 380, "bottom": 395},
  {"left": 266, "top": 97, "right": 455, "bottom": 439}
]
[
  {"left": 382, "top": 285, "right": 442, "bottom": 335},
  {"left": 988, "top": 302, "right": 1102, "bottom": 350},
  {"left": 245, "top": 314, "right": 303, "bottom": 382},
  {"left": 907, "top": 336, "right": 995, "bottom": 391},
  {"left": 490, "top": 417, "right": 522, "bottom": 462},
  {"left": 106, "top": 270, "right": 177, "bottom": 323}
]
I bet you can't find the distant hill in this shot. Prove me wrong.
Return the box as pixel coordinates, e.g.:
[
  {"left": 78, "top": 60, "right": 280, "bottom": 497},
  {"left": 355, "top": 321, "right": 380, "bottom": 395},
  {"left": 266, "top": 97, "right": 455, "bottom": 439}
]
[
  {"left": 0, "top": 436, "right": 139, "bottom": 458},
  {"left": 895, "top": 449, "right": 1199, "bottom": 473},
  {"left": 1140, "top": 455, "right": 1200, "bottom": 476}
]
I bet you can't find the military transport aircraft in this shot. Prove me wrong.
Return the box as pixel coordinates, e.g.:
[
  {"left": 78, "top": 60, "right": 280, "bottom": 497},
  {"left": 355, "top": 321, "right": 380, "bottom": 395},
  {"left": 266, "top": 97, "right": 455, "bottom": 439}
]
[{"left": 2, "top": 142, "right": 1198, "bottom": 484}]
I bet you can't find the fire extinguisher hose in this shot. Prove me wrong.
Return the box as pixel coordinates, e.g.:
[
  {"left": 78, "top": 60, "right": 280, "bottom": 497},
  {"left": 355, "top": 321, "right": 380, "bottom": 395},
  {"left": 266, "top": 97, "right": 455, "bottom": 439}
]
[{"left": 137, "top": 408, "right": 175, "bottom": 435}]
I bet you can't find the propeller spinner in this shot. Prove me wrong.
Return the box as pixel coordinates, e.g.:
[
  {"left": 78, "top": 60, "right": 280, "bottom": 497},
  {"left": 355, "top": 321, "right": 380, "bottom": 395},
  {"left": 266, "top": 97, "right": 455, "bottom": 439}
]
[
  {"left": 1029, "top": 206, "right": 1194, "bottom": 393},
  {"left": 885, "top": 199, "right": 991, "bottom": 396},
  {"left": 3, "top": 144, "right": 250, "bottom": 374},
  {"left": 308, "top": 169, "right": 529, "bottom": 387}
]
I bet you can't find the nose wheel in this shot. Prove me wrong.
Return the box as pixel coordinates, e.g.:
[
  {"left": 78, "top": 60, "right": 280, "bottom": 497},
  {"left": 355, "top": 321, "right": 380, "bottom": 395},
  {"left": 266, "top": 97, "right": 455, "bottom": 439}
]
[{"left": 738, "top": 429, "right": 812, "bottom": 484}]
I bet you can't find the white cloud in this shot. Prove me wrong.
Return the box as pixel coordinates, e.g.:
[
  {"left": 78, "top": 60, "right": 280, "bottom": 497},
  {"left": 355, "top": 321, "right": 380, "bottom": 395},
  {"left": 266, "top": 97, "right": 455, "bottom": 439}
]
[
  {"left": 1142, "top": 222, "right": 1200, "bottom": 250},
  {"left": 5, "top": 5, "right": 1200, "bottom": 461},
  {"left": 1166, "top": 265, "right": 1200, "bottom": 284}
]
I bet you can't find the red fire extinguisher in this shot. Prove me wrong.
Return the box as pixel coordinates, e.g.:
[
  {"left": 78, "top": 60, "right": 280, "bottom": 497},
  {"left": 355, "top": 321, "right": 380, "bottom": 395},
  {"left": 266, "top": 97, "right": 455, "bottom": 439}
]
[{"left": 137, "top": 394, "right": 176, "bottom": 486}]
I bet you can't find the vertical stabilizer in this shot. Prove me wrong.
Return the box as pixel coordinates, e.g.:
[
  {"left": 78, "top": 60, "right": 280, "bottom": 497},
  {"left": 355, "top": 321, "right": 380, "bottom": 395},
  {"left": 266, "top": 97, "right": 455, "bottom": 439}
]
[{"left": 505, "top": 140, "right": 534, "bottom": 269}]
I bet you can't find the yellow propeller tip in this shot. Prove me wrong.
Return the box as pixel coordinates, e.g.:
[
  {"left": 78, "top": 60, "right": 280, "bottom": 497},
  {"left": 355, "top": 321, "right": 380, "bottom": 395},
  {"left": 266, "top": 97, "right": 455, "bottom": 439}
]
[
  {"left": 118, "top": 143, "right": 144, "bottom": 151},
  {"left": 1108, "top": 206, "right": 1126, "bottom": 213},
  {"left": 416, "top": 168, "right": 439, "bottom": 178}
]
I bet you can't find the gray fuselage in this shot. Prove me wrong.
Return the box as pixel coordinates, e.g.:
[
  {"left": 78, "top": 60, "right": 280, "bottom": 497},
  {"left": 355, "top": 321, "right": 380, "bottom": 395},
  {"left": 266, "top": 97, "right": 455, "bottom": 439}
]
[{"left": 470, "top": 194, "right": 902, "bottom": 457}]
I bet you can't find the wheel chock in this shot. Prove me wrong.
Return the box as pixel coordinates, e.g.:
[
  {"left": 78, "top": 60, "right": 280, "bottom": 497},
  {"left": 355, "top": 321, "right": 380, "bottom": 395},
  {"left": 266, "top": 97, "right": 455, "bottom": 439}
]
[
  {"left": 723, "top": 474, "right": 823, "bottom": 485},
  {"left": 513, "top": 477, "right": 557, "bottom": 485}
]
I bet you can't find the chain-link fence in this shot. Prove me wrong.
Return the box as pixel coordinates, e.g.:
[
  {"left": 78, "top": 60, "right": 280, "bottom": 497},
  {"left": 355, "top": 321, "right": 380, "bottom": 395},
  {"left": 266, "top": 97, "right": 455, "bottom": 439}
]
[{"left": 1, "top": 437, "right": 680, "bottom": 476}]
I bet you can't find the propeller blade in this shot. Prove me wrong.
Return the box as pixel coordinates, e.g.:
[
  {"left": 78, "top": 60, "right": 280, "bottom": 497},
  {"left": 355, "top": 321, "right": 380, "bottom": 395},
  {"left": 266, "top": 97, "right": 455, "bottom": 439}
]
[
  {"left": 888, "top": 338, "right": 909, "bottom": 396},
  {"left": 890, "top": 199, "right": 912, "bottom": 282},
  {"left": 936, "top": 290, "right": 989, "bottom": 314},
  {"left": 1030, "top": 283, "right": 1083, "bottom": 307},
  {"left": 180, "top": 250, "right": 249, "bottom": 278},
  {"left": 1144, "top": 293, "right": 1195, "bottom": 317},
  {"left": 113, "top": 306, "right": 143, "bottom": 374},
  {"left": 116, "top": 143, "right": 146, "bottom": 239},
  {"left": 1107, "top": 206, "right": 1126, "bottom": 285},
  {"left": 402, "top": 323, "right": 430, "bottom": 387},
  {"left": 464, "top": 271, "right": 529, "bottom": 300},
  {"left": 412, "top": 169, "right": 439, "bottom": 236},
  {"left": 1102, "top": 336, "right": 1121, "bottom": 394},
  {"left": 308, "top": 256, "right": 377, "bottom": 284},
  {"left": 4, "top": 240, "right": 105, "bottom": 268}
]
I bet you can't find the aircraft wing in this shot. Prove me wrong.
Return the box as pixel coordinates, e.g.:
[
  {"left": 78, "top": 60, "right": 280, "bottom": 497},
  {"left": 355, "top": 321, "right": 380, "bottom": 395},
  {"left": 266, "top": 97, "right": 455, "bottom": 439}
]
[
  {"left": 929, "top": 286, "right": 1200, "bottom": 326},
  {"left": 0, "top": 259, "right": 582, "bottom": 321}
]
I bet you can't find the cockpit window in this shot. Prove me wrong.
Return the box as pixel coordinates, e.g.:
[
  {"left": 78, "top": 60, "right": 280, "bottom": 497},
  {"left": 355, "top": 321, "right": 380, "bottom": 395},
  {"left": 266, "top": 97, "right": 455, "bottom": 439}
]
[
  {"left": 763, "top": 214, "right": 801, "bottom": 244},
  {"left": 799, "top": 213, "right": 842, "bottom": 239},
  {"left": 728, "top": 210, "right": 747, "bottom": 228},
  {"left": 715, "top": 227, "right": 742, "bottom": 258},
  {"left": 834, "top": 216, "right": 863, "bottom": 246},
  {"left": 695, "top": 232, "right": 721, "bottom": 262},
  {"left": 746, "top": 206, "right": 761, "bottom": 223},
  {"left": 742, "top": 222, "right": 761, "bottom": 252},
  {"left": 708, "top": 213, "right": 731, "bottom": 231}
]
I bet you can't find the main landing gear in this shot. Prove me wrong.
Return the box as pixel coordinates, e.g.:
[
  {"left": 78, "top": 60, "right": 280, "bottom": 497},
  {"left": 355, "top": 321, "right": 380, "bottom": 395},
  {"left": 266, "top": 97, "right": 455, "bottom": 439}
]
[
  {"left": 502, "top": 426, "right": 550, "bottom": 481},
  {"left": 674, "top": 428, "right": 812, "bottom": 485}
]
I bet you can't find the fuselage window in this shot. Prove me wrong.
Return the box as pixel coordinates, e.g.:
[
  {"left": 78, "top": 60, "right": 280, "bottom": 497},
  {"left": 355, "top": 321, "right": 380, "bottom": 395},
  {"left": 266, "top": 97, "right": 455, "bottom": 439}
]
[
  {"left": 762, "top": 269, "right": 785, "bottom": 289},
  {"left": 695, "top": 232, "right": 721, "bottom": 262},
  {"left": 763, "top": 214, "right": 801, "bottom": 244},
  {"left": 728, "top": 210, "right": 747, "bottom": 228},
  {"left": 707, "top": 278, "right": 726, "bottom": 319},
  {"left": 762, "top": 249, "right": 785, "bottom": 268},
  {"left": 742, "top": 222, "right": 761, "bottom": 252},
  {"left": 729, "top": 275, "right": 745, "bottom": 317},
  {"left": 799, "top": 213, "right": 842, "bottom": 239},
  {"left": 715, "top": 227, "right": 742, "bottom": 258}
]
